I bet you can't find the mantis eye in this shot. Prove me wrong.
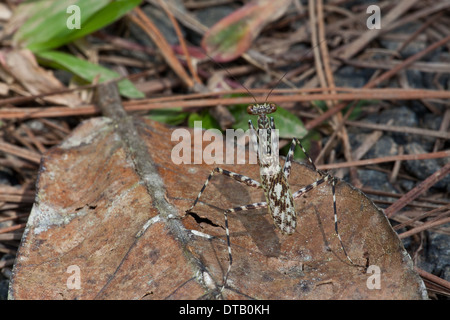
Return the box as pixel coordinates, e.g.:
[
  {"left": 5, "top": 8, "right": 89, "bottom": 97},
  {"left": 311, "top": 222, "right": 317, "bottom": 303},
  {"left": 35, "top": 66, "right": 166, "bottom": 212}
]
[
  {"left": 269, "top": 103, "right": 277, "bottom": 113},
  {"left": 247, "top": 104, "right": 255, "bottom": 115}
]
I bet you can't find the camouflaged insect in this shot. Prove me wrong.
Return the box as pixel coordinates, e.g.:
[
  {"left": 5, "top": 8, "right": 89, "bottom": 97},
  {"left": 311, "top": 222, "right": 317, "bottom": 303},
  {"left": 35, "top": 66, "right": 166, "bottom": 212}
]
[{"left": 187, "top": 102, "right": 351, "bottom": 293}]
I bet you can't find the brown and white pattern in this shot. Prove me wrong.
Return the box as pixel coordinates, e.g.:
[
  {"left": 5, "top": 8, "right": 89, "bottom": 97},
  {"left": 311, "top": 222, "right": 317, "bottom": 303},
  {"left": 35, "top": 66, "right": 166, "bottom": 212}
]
[{"left": 186, "top": 102, "right": 353, "bottom": 294}]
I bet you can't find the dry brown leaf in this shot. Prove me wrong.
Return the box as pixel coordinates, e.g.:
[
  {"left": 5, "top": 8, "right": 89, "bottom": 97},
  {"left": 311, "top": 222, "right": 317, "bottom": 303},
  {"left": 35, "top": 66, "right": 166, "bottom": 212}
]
[
  {"left": 9, "top": 118, "right": 427, "bottom": 299},
  {"left": 202, "top": 0, "right": 292, "bottom": 62},
  {"left": 0, "top": 49, "right": 83, "bottom": 107}
]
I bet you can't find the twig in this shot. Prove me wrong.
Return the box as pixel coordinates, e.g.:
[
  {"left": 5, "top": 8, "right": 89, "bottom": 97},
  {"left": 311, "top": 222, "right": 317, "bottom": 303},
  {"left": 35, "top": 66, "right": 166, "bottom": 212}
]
[
  {"left": 155, "top": 0, "right": 201, "bottom": 84},
  {"left": 22, "top": 125, "right": 46, "bottom": 154},
  {"left": 398, "top": 216, "right": 450, "bottom": 239},
  {"left": 389, "top": 145, "right": 403, "bottom": 184},
  {"left": 385, "top": 162, "right": 450, "bottom": 218},
  {"left": 129, "top": 7, "right": 194, "bottom": 88},
  {"left": 317, "top": 150, "right": 450, "bottom": 171},
  {"left": 365, "top": 34, "right": 450, "bottom": 88},
  {"left": 0, "top": 223, "right": 27, "bottom": 235},
  {"left": 0, "top": 140, "right": 41, "bottom": 164},
  {"left": 0, "top": 233, "right": 23, "bottom": 241},
  {"left": 314, "top": 0, "right": 358, "bottom": 189},
  {"left": 337, "top": 59, "right": 450, "bottom": 74},
  {"left": 0, "top": 68, "right": 160, "bottom": 107},
  {"left": 344, "top": 120, "right": 450, "bottom": 140},
  {"left": 433, "top": 108, "right": 450, "bottom": 152},
  {"left": 0, "top": 213, "right": 29, "bottom": 224},
  {"left": 307, "top": 33, "right": 450, "bottom": 130},
  {"left": 3, "top": 88, "right": 450, "bottom": 120},
  {"left": 0, "top": 258, "right": 14, "bottom": 269},
  {"left": 416, "top": 267, "right": 450, "bottom": 291},
  {"left": 351, "top": 128, "right": 384, "bottom": 161},
  {"left": 393, "top": 204, "right": 450, "bottom": 231},
  {"left": 315, "top": 103, "right": 357, "bottom": 164}
]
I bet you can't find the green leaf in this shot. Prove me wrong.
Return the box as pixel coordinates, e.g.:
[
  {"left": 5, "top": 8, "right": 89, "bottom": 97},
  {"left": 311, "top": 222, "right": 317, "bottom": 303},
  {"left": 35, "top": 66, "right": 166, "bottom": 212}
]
[
  {"left": 14, "top": 0, "right": 141, "bottom": 52},
  {"left": 203, "top": 19, "right": 249, "bottom": 60},
  {"left": 188, "top": 111, "right": 221, "bottom": 131},
  {"left": 37, "top": 50, "right": 144, "bottom": 98},
  {"left": 147, "top": 108, "right": 189, "bottom": 126},
  {"left": 74, "top": 0, "right": 142, "bottom": 40},
  {"left": 230, "top": 103, "right": 308, "bottom": 139},
  {"left": 346, "top": 100, "right": 376, "bottom": 121}
]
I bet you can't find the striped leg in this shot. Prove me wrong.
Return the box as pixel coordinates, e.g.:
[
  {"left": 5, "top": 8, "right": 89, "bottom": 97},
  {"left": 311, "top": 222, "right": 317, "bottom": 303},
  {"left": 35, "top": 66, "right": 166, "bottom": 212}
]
[
  {"left": 283, "top": 138, "right": 353, "bottom": 263},
  {"left": 293, "top": 175, "right": 353, "bottom": 264},
  {"left": 187, "top": 168, "right": 265, "bottom": 293},
  {"left": 331, "top": 179, "right": 353, "bottom": 264},
  {"left": 187, "top": 168, "right": 262, "bottom": 213},
  {"left": 292, "top": 175, "right": 330, "bottom": 199},
  {"left": 221, "top": 201, "right": 268, "bottom": 292},
  {"left": 284, "top": 138, "right": 317, "bottom": 178}
]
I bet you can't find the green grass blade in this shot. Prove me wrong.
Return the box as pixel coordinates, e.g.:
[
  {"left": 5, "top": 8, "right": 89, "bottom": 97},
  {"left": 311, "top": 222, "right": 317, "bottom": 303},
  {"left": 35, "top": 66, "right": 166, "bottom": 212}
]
[
  {"left": 14, "top": 0, "right": 140, "bottom": 52},
  {"left": 37, "top": 50, "right": 144, "bottom": 98}
]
